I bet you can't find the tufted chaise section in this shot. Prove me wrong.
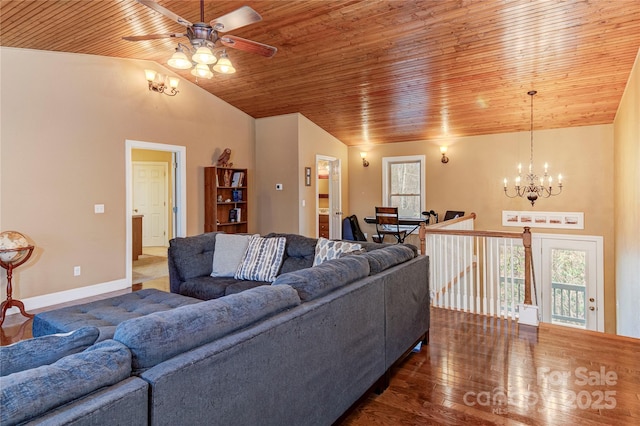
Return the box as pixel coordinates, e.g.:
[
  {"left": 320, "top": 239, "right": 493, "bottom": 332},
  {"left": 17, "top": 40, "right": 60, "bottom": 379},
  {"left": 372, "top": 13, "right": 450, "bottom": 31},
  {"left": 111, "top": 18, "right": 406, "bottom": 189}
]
[{"left": 32, "top": 289, "right": 202, "bottom": 341}]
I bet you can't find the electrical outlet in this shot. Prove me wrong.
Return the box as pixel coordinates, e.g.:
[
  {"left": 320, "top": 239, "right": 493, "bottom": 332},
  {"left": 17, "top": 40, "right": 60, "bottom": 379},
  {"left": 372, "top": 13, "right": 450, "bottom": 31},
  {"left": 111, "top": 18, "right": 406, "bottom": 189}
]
[
  {"left": 94, "top": 204, "right": 105, "bottom": 214},
  {"left": 73, "top": 266, "right": 81, "bottom": 276}
]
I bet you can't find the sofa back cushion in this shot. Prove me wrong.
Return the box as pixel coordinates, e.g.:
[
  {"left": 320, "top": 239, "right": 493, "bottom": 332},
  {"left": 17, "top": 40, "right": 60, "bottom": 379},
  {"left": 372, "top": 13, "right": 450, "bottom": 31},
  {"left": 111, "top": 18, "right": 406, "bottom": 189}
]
[
  {"left": 312, "top": 237, "right": 362, "bottom": 266},
  {"left": 0, "top": 340, "right": 131, "bottom": 425},
  {"left": 1, "top": 326, "right": 100, "bottom": 377},
  {"left": 263, "top": 233, "right": 318, "bottom": 273},
  {"left": 359, "top": 244, "right": 416, "bottom": 275},
  {"left": 272, "top": 255, "right": 370, "bottom": 301},
  {"left": 114, "top": 285, "right": 301, "bottom": 373},
  {"left": 169, "top": 232, "right": 220, "bottom": 281}
]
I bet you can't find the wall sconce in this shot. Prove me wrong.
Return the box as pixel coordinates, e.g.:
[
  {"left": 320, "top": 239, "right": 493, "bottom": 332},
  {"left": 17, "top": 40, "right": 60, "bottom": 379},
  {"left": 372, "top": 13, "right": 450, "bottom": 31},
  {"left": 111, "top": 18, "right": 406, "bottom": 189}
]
[
  {"left": 440, "top": 146, "right": 449, "bottom": 164},
  {"left": 360, "top": 152, "right": 370, "bottom": 167},
  {"left": 144, "top": 70, "right": 179, "bottom": 96}
]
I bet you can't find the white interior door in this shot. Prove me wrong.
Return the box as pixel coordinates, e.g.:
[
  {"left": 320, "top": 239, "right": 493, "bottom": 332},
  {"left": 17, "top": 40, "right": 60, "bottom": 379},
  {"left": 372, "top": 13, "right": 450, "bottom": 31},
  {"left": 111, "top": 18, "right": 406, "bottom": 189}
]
[
  {"left": 328, "top": 158, "right": 342, "bottom": 239},
  {"left": 133, "top": 162, "right": 168, "bottom": 247},
  {"left": 537, "top": 236, "right": 603, "bottom": 331}
]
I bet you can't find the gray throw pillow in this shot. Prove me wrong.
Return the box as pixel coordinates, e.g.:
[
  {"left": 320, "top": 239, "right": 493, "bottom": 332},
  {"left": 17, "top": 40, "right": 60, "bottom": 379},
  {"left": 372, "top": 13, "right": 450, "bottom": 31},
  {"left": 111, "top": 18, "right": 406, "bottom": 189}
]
[
  {"left": 211, "top": 233, "right": 257, "bottom": 277},
  {"left": 0, "top": 326, "right": 100, "bottom": 377}
]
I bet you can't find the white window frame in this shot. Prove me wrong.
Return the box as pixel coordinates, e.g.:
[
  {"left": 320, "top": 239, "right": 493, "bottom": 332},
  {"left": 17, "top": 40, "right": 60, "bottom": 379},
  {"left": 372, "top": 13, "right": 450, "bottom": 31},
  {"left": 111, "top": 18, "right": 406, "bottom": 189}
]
[{"left": 382, "top": 155, "right": 426, "bottom": 218}]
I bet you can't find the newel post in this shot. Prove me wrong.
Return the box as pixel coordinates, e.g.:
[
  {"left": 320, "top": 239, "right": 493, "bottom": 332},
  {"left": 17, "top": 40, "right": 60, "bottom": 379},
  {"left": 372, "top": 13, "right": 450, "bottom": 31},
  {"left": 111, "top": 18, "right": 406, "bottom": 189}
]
[
  {"left": 419, "top": 222, "right": 427, "bottom": 255},
  {"left": 522, "top": 226, "right": 532, "bottom": 305}
]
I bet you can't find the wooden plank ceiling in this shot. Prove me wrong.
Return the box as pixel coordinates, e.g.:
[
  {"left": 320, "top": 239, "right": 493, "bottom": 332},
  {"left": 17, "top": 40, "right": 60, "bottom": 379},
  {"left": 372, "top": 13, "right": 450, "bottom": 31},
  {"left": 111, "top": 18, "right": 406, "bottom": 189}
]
[{"left": 2, "top": 0, "right": 639, "bottom": 146}]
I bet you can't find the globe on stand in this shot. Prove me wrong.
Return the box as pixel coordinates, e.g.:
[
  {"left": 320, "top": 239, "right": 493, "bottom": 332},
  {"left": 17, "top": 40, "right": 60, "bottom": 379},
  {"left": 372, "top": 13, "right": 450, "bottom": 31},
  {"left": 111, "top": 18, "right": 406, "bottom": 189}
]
[{"left": 0, "top": 231, "right": 35, "bottom": 326}]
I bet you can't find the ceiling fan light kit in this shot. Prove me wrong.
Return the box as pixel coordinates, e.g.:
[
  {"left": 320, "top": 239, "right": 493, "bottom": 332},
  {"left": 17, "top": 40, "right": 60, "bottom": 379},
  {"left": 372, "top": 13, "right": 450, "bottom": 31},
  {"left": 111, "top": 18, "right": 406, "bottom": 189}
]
[{"left": 125, "top": 0, "right": 277, "bottom": 81}]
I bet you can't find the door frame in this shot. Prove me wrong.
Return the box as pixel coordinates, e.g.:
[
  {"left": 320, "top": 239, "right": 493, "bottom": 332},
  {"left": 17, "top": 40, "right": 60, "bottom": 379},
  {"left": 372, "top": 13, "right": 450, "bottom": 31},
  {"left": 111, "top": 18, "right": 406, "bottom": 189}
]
[
  {"left": 531, "top": 233, "right": 604, "bottom": 331},
  {"left": 132, "top": 161, "right": 169, "bottom": 247},
  {"left": 315, "top": 155, "right": 342, "bottom": 239},
  {"left": 126, "top": 140, "right": 186, "bottom": 285}
]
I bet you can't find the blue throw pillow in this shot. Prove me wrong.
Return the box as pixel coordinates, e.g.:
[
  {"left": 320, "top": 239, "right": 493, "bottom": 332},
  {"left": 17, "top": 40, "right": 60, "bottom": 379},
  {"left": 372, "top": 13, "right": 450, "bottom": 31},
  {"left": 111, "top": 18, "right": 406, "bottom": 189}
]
[{"left": 0, "top": 326, "right": 99, "bottom": 377}]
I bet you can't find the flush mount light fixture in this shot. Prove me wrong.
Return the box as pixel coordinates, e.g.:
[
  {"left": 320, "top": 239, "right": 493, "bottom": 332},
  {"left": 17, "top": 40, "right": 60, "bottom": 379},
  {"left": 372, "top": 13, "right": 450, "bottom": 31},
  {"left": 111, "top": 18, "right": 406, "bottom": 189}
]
[
  {"left": 144, "top": 70, "right": 179, "bottom": 96},
  {"left": 503, "top": 91, "right": 563, "bottom": 206}
]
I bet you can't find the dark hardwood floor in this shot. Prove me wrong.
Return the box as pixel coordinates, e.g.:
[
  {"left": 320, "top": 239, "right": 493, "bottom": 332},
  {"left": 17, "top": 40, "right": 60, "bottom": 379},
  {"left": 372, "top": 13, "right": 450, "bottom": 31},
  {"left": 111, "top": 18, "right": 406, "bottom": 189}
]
[
  {"left": 339, "top": 308, "right": 640, "bottom": 426},
  {"left": 2, "top": 292, "right": 639, "bottom": 425}
]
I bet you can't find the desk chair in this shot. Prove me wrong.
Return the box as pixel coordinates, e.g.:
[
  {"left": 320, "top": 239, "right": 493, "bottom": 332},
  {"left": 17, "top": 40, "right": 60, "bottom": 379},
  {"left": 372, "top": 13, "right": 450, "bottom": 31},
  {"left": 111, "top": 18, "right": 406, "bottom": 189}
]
[{"left": 373, "top": 207, "right": 406, "bottom": 243}]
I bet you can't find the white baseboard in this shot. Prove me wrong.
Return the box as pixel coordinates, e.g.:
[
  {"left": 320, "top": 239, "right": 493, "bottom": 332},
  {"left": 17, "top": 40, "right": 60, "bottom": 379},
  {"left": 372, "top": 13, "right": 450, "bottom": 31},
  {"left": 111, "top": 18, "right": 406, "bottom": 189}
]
[{"left": 5, "top": 279, "right": 130, "bottom": 315}]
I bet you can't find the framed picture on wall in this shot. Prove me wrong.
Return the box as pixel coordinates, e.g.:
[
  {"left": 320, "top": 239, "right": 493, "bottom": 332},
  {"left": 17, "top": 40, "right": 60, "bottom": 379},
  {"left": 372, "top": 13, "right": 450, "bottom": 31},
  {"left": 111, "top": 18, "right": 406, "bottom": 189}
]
[{"left": 502, "top": 211, "right": 584, "bottom": 229}]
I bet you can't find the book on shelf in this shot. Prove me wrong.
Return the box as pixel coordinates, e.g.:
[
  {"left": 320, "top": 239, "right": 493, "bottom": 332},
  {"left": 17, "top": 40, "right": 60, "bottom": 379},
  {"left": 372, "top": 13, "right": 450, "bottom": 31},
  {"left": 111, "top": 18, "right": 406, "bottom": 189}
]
[
  {"left": 231, "top": 171, "right": 244, "bottom": 187},
  {"left": 235, "top": 208, "right": 241, "bottom": 222}
]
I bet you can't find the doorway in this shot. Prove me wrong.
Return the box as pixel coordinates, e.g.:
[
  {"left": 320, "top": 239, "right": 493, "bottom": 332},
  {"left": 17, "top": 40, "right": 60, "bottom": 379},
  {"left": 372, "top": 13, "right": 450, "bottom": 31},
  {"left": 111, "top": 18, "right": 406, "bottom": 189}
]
[
  {"left": 126, "top": 140, "right": 186, "bottom": 288},
  {"left": 315, "top": 155, "right": 342, "bottom": 239},
  {"left": 533, "top": 234, "right": 604, "bottom": 331}
]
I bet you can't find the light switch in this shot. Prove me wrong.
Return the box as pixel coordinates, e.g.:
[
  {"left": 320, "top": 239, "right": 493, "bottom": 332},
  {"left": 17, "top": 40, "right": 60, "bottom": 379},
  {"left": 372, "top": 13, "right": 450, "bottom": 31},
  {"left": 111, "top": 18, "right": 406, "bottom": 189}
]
[{"left": 275, "top": 184, "right": 283, "bottom": 190}]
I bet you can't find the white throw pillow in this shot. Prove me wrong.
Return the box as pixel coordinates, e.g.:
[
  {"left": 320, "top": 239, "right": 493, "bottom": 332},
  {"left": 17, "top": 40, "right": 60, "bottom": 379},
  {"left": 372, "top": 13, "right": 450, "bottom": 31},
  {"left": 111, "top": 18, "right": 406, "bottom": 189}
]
[
  {"left": 234, "top": 236, "right": 286, "bottom": 282},
  {"left": 313, "top": 237, "right": 362, "bottom": 266},
  {"left": 211, "top": 234, "right": 257, "bottom": 278}
]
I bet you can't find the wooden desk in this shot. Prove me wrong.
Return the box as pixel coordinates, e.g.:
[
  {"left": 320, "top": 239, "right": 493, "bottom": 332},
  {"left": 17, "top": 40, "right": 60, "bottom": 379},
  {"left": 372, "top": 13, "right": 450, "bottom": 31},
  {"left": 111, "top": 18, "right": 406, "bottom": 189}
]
[
  {"left": 132, "top": 215, "right": 143, "bottom": 260},
  {"left": 363, "top": 216, "right": 427, "bottom": 235}
]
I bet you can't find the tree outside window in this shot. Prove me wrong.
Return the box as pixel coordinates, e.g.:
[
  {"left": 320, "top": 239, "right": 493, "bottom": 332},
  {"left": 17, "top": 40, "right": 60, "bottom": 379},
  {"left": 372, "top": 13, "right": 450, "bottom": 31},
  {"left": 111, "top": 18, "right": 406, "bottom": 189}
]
[{"left": 382, "top": 155, "right": 425, "bottom": 218}]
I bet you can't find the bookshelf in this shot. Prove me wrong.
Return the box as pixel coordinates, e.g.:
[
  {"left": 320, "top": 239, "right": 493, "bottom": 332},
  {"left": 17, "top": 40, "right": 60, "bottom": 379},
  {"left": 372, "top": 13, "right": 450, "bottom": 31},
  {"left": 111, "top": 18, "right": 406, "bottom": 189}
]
[{"left": 204, "top": 166, "right": 248, "bottom": 233}]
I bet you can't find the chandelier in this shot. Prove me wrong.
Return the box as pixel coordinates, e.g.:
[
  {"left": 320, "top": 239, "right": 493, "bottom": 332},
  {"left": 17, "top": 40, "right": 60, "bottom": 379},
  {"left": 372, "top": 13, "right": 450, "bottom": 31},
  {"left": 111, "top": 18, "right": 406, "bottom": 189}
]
[{"left": 504, "top": 90, "right": 563, "bottom": 206}]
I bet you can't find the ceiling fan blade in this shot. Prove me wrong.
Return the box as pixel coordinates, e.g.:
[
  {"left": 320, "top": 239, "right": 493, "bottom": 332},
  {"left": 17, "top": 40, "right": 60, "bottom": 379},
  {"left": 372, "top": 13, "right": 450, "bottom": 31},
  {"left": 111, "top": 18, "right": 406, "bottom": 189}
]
[
  {"left": 210, "top": 6, "right": 262, "bottom": 32},
  {"left": 137, "top": 0, "right": 192, "bottom": 27},
  {"left": 122, "top": 33, "right": 186, "bottom": 42},
  {"left": 221, "top": 36, "right": 277, "bottom": 58}
]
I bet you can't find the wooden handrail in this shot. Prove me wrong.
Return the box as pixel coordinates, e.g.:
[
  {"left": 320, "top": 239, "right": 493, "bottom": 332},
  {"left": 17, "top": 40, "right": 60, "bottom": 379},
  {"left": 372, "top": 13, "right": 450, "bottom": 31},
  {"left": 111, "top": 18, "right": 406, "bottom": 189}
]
[{"left": 418, "top": 213, "right": 534, "bottom": 309}]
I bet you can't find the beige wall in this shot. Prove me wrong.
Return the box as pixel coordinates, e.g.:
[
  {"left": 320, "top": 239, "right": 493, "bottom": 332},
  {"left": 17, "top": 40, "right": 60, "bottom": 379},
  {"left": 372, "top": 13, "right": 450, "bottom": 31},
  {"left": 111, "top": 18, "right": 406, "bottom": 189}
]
[
  {"left": 348, "top": 124, "right": 616, "bottom": 332},
  {"left": 298, "top": 115, "right": 349, "bottom": 238},
  {"left": 255, "top": 114, "right": 300, "bottom": 234},
  {"left": 0, "top": 47, "right": 255, "bottom": 301},
  {"left": 613, "top": 49, "right": 640, "bottom": 338},
  {"left": 255, "top": 113, "right": 348, "bottom": 237}
]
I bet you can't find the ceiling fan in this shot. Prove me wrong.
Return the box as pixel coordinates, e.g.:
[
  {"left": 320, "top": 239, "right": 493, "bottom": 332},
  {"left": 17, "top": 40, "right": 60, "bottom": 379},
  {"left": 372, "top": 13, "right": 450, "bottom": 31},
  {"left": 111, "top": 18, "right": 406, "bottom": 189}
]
[{"left": 123, "top": 0, "right": 276, "bottom": 77}]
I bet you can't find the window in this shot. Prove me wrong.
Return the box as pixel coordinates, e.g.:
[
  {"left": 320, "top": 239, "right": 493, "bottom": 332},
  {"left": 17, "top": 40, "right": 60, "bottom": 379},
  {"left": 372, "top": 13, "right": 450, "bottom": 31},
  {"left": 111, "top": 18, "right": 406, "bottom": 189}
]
[{"left": 382, "top": 155, "right": 425, "bottom": 218}]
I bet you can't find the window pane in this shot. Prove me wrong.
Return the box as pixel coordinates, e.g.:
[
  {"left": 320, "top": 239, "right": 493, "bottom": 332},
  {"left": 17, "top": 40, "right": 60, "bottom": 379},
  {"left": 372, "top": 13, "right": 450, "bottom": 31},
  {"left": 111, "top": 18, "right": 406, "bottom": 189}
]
[
  {"left": 390, "top": 162, "right": 420, "bottom": 195},
  {"left": 390, "top": 195, "right": 420, "bottom": 217}
]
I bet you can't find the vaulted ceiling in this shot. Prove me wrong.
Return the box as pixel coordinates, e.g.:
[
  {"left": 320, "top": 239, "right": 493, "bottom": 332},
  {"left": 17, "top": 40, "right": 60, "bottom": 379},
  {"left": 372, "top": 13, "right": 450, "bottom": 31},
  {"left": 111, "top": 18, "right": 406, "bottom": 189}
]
[{"left": 2, "top": 0, "right": 639, "bottom": 146}]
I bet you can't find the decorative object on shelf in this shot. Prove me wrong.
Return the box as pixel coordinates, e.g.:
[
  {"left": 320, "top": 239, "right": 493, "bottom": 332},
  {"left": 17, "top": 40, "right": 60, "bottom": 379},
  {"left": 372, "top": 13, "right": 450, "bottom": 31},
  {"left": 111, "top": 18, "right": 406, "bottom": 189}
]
[
  {"left": 223, "top": 169, "right": 232, "bottom": 187},
  {"left": 504, "top": 90, "right": 563, "bottom": 206},
  {"left": 217, "top": 195, "right": 223, "bottom": 202},
  {"left": 217, "top": 148, "right": 232, "bottom": 167},
  {"left": 305, "top": 167, "right": 311, "bottom": 186},
  {"left": 144, "top": 70, "right": 179, "bottom": 96},
  {"left": 123, "top": 0, "right": 277, "bottom": 79},
  {"left": 440, "top": 146, "right": 449, "bottom": 164},
  {"left": 0, "top": 231, "right": 35, "bottom": 326},
  {"left": 360, "top": 152, "right": 369, "bottom": 167},
  {"left": 231, "top": 171, "right": 244, "bottom": 187}
]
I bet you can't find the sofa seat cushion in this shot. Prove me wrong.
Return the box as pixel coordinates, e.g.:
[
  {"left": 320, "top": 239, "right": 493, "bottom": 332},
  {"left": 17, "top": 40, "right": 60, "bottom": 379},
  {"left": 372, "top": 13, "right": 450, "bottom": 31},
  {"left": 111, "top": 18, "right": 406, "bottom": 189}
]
[
  {"left": 273, "top": 255, "right": 370, "bottom": 301},
  {"left": 179, "top": 276, "right": 266, "bottom": 300},
  {"left": 1, "top": 327, "right": 100, "bottom": 377},
  {"left": 114, "top": 285, "right": 301, "bottom": 373},
  {"left": 0, "top": 340, "right": 132, "bottom": 426},
  {"left": 359, "top": 244, "right": 416, "bottom": 275},
  {"left": 32, "top": 289, "right": 202, "bottom": 341}
]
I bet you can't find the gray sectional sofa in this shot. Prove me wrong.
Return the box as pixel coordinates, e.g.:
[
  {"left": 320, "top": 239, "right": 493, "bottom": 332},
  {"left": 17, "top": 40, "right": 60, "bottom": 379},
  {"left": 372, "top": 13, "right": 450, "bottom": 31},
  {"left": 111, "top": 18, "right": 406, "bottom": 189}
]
[{"left": 2, "top": 232, "right": 429, "bottom": 425}]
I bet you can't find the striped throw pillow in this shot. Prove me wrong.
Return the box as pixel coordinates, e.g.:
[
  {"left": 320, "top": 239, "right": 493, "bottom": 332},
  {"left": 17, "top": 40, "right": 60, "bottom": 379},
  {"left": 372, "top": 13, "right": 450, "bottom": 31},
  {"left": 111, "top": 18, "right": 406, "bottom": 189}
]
[{"left": 235, "top": 236, "right": 286, "bottom": 282}]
